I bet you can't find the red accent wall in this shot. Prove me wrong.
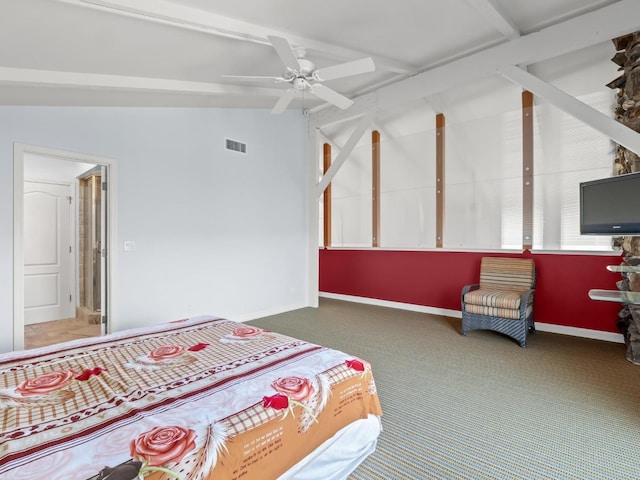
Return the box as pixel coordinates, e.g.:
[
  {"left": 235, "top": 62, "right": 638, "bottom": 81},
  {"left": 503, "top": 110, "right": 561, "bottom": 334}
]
[{"left": 319, "top": 249, "right": 623, "bottom": 333}]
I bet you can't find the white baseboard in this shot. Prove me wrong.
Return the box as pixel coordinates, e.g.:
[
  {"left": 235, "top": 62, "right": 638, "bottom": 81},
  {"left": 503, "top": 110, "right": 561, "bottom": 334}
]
[
  {"left": 319, "top": 292, "right": 462, "bottom": 319},
  {"left": 233, "top": 302, "right": 309, "bottom": 323},
  {"left": 534, "top": 322, "right": 624, "bottom": 343},
  {"left": 319, "top": 292, "right": 624, "bottom": 344}
]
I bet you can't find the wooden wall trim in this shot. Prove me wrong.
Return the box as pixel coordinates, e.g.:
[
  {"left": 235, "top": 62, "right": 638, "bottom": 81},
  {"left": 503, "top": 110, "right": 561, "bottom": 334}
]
[
  {"left": 372, "top": 130, "right": 381, "bottom": 247},
  {"left": 522, "top": 91, "right": 534, "bottom": 250},
  {"left": 435, "top": 114, "right": 445, "bottom": 248},
  {"left": 323, "top": 143, "right": 332, "bottom": 247}
]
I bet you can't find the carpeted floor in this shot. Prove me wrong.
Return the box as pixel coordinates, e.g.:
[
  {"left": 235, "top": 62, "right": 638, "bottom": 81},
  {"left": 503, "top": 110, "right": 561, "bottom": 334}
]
[{"left": 248, "top": 297, "right": 640, "bottom": 480}]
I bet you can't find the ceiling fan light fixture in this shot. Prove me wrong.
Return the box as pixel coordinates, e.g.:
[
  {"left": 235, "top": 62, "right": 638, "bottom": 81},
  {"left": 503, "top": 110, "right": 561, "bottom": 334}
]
[{"left": 293, "top": 77, "right": 307, "bottom": 90}]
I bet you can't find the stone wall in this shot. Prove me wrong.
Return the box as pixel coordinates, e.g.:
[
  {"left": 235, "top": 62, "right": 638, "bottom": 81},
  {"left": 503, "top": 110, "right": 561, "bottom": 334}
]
[{"left": 608, "top": 32, "right": 640, "bottom": 364}]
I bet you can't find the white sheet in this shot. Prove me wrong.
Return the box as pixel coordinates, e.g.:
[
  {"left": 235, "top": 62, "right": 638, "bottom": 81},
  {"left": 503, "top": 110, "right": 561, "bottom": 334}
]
[{"left": 279, "top": 414, "right": 382, "bottom": 480}]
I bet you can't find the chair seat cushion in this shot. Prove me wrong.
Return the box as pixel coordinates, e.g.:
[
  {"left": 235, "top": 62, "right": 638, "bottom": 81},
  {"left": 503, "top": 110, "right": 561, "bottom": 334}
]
[
  {"left": 463, "top": 303, "right": 521, "bottom": 320},
  {"left": 464, "top": 288, "right": 523, "bottom": 309}
]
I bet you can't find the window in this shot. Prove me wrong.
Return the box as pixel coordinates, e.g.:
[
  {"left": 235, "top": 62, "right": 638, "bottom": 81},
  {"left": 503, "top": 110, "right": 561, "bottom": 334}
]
[
  {"left": 380, "top": 129, "right": 436, "bottom": 248},
  {"left": 443, "top": 79, "right": 523, "bottom": 249},
  {"left": 532, "top": 91, "right": 615, "bottom": 251},
  {"left": 330, "top": 140, "right": 372, "bottom": 247},
  {"left": 319, "top": 43, "right": 617, "bottom": 252}
]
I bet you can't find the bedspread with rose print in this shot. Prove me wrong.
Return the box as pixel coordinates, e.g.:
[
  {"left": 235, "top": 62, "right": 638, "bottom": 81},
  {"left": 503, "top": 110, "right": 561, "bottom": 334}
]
[{"left": 0, "top": 315, "right": 382, "bottom": 480}]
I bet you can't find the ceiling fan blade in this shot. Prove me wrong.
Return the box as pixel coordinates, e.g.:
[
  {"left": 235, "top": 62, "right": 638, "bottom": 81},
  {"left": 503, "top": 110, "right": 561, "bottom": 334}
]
[
  {"left": 267, "top": 35, "right": 302, "bottom": 72},
  {"left": 310, "top": 84, "right": 354, "bottom": 110},
  {"left": 272, "top": 89, "right": 297, "bottom": 114},
  {"left": 221, "top": 74, "right": 288, "bottom": 83},
  {"left": 313, "top": 57, "right": 375, "bottom": 82}
]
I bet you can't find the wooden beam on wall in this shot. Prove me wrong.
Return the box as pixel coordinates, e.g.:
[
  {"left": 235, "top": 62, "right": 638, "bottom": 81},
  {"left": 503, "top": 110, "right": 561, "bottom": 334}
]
[
  {"left": 323, "top": 143, "right": 332, "bottom": 247},
  {"left": 501, "top": 65, "right": 640, "bottom": 156},
  {"left": 522, "top": 91, "right": 534, "bottom": 250},
  {"left": 372, "top": 130, "right": 381, "bottom": 247},
  {"left": 316, "top": 110, "right": 376, "bottom": 196},
  {"left": 436, "top": 113, "right": 445, "bottom": 248}
]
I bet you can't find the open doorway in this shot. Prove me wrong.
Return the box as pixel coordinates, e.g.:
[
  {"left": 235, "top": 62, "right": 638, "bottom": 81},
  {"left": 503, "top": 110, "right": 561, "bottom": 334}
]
[
  {"left": 13, "top": 144, "right": 117, "bottom": 351},
  {"left": 77, "top": 167, "right": 104, "bottom": 327}
]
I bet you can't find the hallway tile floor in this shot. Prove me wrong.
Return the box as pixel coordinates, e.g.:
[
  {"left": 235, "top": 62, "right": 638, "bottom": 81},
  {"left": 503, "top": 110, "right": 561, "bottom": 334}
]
[{"left": 24, "top": 317, "right": 101, "bottom": 349}]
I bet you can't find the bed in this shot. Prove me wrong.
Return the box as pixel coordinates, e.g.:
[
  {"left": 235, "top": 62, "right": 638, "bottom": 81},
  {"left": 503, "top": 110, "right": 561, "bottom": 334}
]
[{"left": 0, "top": 315, "right": 382, "bottom": 480}]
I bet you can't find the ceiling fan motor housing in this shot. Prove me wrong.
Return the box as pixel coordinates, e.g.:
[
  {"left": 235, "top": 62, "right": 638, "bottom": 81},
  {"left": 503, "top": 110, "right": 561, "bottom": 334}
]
[{"left": 297, "top": 58, "right": 315, "bottom": 75}]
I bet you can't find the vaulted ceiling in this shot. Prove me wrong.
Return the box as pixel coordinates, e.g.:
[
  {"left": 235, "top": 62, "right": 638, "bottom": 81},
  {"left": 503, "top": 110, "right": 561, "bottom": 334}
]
[{"left": 0, "top": 0, "right": 637, "bottom": 118}]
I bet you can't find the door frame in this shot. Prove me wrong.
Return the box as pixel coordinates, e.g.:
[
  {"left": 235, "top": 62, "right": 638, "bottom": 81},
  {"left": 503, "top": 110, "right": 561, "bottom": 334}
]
[{"left": 13, "top": 143, "right": 118, "bottom": 351}]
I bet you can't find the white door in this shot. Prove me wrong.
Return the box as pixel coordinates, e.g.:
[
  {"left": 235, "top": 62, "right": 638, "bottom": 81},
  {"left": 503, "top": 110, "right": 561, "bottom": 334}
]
[{"left": 24, "top": 181, "right": 74, "bottom": 324}]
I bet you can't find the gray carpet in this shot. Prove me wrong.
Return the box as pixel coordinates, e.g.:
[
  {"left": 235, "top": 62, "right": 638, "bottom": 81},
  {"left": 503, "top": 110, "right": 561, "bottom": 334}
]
[{"left": 247, "top": 297, "right": 640, "bottom": 480}]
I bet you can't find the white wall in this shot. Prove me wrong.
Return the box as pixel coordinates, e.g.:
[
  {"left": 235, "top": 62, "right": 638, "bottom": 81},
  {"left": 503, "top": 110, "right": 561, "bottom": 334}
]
[{"left": 0, "top": 107, "right": 309, "bottom": 353}]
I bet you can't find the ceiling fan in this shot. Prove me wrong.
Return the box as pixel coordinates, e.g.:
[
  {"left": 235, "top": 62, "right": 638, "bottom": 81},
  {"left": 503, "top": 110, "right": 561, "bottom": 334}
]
[{"left": 222, "top": 36, "right": 375, "bottom": 114}]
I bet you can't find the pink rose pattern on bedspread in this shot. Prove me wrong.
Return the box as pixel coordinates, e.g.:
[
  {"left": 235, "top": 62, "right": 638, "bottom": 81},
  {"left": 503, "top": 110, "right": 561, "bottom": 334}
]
[
  {"left": 15, "top": 369, "right": 77, "bottom": 396},
  {"left": 271, "top": 376, "right": 315, "bottom": 401},
  {"left": 263, "top": 376, "right": 324, "bottom": 432},
  {"left": 0, "top": 367, "right": 108, "bottom": 408},
  {"left": 148, "top": 344, "right": 186, "bottom": 361},
  {"left": 219, "top": 326, "right": 274, "bottom": 344},
  {"left": 131, "top": 425, "right": 197, "bottom": 466},
  {"left": 92, "top": 425, "right": 199, "bottom": 480},
  {"left": 0, "top": 316, "right": 380, "bottom": 480},
  {"left": 125, "top": 343, "right": 210, "bottom": 370}
]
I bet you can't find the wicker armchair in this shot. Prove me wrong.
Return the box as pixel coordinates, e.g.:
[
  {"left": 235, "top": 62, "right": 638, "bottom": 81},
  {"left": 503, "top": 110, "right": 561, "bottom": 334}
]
[{"left": 461, "top": 257, "right": 536, "bottom": 348}]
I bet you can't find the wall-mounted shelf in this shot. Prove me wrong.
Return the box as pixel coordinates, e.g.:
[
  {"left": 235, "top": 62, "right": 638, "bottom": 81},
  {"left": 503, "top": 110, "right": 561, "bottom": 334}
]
[
  {"left": 607, "top": 265, "right": 640, "bottom": 273},
  {"left": 589, "top": 289, "right": 640, "bottom": 305}
]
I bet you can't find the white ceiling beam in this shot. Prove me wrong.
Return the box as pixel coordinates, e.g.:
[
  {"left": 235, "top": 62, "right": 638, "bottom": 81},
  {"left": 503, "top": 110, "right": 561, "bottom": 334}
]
[
  {"left": 315, "top": 0, "right": 640, "bottom": 127},
  {"left": 316, "top": 110, "right": 376, "bottom": 196},
  {"left": 314, "top": 91, "right": 379, "bottom": 129},
  {"left": 464, "top": 0, "right": 520, "bottom": 40},
  {"left": 0, "top": 66, "right": 284, "bottom": 97},
  {"left": 58, "top": 0, "right": 417, "bottom": 76},
  {"left": 318, "top": 130, "right": 340, "bottom": 150},
  {"left": 499, "top": 65, "right": 640, "bottom": 155}
]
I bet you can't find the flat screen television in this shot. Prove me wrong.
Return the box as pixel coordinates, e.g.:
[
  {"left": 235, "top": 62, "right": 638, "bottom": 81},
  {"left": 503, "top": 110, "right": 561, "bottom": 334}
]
[{"left": 580, "top": 172, "right": 640, "bottom": 235}]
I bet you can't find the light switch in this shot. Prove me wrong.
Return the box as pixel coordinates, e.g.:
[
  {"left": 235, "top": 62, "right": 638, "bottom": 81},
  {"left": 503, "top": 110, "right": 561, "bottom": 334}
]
[{"left": 123, "top": 241, "right": 136, "bottom": 252}]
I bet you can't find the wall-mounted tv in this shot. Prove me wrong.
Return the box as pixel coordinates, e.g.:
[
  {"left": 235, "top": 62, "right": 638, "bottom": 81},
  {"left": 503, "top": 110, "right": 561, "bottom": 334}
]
[{"left": 580, "top": 172, "right": 640, "bottom": 235}]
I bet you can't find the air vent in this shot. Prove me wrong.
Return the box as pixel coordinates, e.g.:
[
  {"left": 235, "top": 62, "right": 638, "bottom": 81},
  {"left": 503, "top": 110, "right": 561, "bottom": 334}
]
[{"left": 225, "top": 138, "right": 247, "bottom": 154}]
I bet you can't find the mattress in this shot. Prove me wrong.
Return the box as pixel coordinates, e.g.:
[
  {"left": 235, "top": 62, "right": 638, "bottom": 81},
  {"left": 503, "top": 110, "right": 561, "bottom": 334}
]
[{"left": 0, "top": 315, "right": 382, "bottom": 479}]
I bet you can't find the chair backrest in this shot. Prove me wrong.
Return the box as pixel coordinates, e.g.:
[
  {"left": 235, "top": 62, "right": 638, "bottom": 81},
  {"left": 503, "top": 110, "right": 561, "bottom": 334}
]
[{"left": 479, "top": 257, "right": 536, "bottom": 292}]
